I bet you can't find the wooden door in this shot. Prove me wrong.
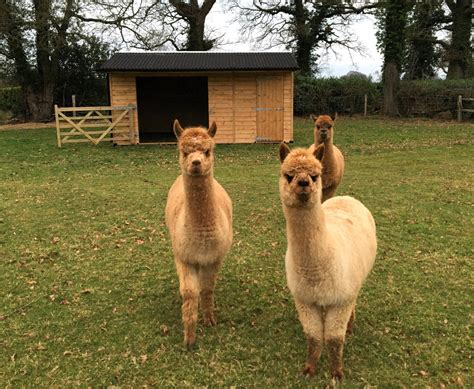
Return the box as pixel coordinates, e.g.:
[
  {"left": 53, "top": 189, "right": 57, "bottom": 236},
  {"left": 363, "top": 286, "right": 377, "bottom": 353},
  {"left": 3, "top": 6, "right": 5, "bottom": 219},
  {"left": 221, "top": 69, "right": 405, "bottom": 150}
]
[{"left": 256, "top": 76, "right": 284, "bottom": 142}]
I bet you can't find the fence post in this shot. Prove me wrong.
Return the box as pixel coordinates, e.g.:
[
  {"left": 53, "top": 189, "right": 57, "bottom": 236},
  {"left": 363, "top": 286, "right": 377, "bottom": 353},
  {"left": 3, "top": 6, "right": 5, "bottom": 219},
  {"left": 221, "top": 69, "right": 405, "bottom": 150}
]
[
  {"left": 457, "top": 95, "right": 463, "bottom": 122},
  {"left": 72, "top": 95, "right": 76, "bottom": 117},
  {"left": 128, "top": 105, "right": 137, "bottom": 144},
  {"left": 55, "top": 104, "right": 61, "bottom": 147},
  {"left": 364, "top": 94, "right": 368, "bottom": 117}
]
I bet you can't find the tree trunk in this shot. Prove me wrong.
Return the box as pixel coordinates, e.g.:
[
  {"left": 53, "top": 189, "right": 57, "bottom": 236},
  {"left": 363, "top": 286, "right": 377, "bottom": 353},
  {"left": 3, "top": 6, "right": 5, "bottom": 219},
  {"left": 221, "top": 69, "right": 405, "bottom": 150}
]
[
  {"left": 383, "top": 62, "right": 400, "bottom": 116},
  {"left": 295, "top": 39, "right": 315, "bottom": 76},
  {"left": 381, "top": 0, "right": 409, "bottom": 116},
  {"left": 25, "top": 82, "right": 55, "bottom": 122},
  {"left": 293, "top": 0, "right": 316, "bottom": 76},
  {"left": 446, "top": 0, "right": 472, "bottom": 79},
  {"left": 170, "top": 0, "right": 216, "bottom": 51},
  {"left": 187, "top": 16, "right": 207, "bottom": 51}
]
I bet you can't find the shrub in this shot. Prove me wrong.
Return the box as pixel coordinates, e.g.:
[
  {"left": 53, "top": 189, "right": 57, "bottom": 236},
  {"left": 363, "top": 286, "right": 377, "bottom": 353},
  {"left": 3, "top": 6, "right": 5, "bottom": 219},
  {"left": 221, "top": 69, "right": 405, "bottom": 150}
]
[
  {"left": 397, "top": 78, "right": 474, "bottom": 117},
  {"left": 0, "top": 86, "right": 25, "bottom": 118},
  {"left": 294, "top": 74, "right": 474, "bottom": 118},
  {"left": 294, "top": 74, "right": 381, "bottom": 116}
]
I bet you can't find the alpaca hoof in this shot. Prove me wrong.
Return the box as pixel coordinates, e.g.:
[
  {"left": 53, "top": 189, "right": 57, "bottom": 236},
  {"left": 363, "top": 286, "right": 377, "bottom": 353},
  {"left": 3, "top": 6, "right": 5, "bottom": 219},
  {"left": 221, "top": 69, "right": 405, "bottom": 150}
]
[
  {"left": 203, "top": 315, "right": 217, "bottom": 327},
  {"left": 302, "top": 363, "right": 316, "bottom": 377},
  {"left": 184, "top": 333, "right": 196, "bottom": 350},
  {"left": 331, "top": 368, "right": 344, "bottom": 380},
  {"left": 184, "top": 339, "right": 196, "bottom": 351}
]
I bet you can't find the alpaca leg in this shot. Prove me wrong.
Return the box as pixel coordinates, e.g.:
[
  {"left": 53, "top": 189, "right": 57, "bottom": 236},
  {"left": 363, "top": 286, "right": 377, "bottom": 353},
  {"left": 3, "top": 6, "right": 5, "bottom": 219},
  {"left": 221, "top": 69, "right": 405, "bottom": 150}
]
[
  {"left": 324, "top": 304, "right": 355, "bottom": 380},
  {"left": 346, "top": 308, "right": 355, "bottom": 336},
  {"left": 199, "top": 261, "right": 221, "bottom": 327},
  {"left": 295, "top": 301, "right": 324, "bottom": 377},
  {"left": 175, "top": 259, "right": 199, "bottom": 349}
]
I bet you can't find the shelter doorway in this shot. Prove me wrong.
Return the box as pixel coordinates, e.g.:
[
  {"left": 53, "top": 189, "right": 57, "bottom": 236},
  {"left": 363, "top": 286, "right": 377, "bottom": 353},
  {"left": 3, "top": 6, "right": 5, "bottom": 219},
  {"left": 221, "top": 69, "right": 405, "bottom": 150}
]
[{"left": 136, "top": 76, "right": 209, "bottom": 142}]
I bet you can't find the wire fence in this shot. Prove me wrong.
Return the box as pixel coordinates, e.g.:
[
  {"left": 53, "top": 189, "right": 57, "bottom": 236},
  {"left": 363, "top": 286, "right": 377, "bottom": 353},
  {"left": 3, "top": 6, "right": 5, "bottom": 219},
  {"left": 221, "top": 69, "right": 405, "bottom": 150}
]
[{"left": 295, "top": 92, "right": 474, "bottom": 120}]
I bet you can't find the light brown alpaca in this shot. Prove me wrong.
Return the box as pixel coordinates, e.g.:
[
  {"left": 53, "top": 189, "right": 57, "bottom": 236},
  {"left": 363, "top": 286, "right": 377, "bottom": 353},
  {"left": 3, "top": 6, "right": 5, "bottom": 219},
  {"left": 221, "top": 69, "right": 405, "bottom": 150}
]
[
  {"left": 309, "top": 114, "right": 345, "bottom": 202},
  {"left": 165, "top": 120, "right": 233, "bottom": 349},
  {"left": 279, "top": 143, "right": 376, "bottom": 380}
]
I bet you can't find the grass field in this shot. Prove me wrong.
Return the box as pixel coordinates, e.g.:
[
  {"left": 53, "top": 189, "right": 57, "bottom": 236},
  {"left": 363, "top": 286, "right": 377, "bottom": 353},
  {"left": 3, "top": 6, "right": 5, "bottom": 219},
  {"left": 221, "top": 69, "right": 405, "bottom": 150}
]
[{"left": 1, "top": 116, "right": 472, "bottom": 387}]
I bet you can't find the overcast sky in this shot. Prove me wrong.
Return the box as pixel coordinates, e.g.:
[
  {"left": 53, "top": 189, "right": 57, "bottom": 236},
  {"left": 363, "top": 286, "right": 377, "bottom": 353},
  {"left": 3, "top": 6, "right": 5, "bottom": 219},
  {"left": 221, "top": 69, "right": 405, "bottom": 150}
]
[{"left": 207, "top": 4, "right": 383, "bottom": 79}]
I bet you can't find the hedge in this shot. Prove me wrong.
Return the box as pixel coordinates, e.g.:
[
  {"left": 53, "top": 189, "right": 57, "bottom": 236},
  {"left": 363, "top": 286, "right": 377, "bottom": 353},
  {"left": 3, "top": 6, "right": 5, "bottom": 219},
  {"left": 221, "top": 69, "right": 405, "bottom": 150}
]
[
  {"left": 294, "top": 75, "right": 474, "bottom": 118},
  {"left": 0, "top": 86, "right": 25, "bottom": 117},
  {"left": 294, "top": 74, "right": 381, "bottom": 116}
]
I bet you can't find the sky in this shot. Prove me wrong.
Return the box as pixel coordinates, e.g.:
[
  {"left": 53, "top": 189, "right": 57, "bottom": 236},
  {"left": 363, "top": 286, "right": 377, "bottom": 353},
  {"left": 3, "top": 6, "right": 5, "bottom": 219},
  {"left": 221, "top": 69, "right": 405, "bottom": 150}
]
[{"left": 207, "top": 4, "right": 383, "bottom": 79}]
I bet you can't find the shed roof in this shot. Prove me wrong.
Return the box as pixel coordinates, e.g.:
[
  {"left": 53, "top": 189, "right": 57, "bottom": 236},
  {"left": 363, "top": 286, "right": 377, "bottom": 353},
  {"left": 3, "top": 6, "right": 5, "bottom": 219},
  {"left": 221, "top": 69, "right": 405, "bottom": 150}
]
[{"left": 100, "top": 52, "right": 299, "bottom": 72}]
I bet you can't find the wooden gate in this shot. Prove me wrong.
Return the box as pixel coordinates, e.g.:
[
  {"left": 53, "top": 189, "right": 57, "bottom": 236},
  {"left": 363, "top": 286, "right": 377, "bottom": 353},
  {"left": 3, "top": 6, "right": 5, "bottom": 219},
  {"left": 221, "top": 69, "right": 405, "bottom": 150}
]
[
  {"left": 55, "top": 105, "right": 137, "bottom": 147},
  {"left": 256, "top": 76, "right": 284, "bottom": 142},
  {"left": 457, "top": 95, "right": 474, "bottom": 122}
]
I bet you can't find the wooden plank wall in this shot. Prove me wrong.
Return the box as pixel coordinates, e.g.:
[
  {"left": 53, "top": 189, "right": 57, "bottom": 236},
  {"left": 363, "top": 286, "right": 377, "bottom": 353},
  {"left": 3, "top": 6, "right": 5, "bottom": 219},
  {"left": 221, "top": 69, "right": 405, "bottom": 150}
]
[
  {"left": 209, "top": 72, "right": 293, "bottom": 143},
  {"left": 108, "top": 71, "right": 294, "bottom": 144},
  {"left": 283, "top": 72, "right": 294, "bottom": 142},
  {"left": 109, "top": 73, "right": 139, "bottom": 145}
]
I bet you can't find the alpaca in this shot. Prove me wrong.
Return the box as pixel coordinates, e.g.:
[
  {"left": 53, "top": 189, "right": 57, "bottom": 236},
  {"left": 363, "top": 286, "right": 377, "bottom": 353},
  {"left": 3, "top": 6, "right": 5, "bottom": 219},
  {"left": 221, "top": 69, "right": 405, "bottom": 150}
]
[
  {"left": 165, "top": 119, "right": 233, "bottom": 349},
  {"left": 278, "top": 143, "right": 377, "bottom": 379},
  {"left": 309, "top": 114, "right": 345, "bottom": 202}
]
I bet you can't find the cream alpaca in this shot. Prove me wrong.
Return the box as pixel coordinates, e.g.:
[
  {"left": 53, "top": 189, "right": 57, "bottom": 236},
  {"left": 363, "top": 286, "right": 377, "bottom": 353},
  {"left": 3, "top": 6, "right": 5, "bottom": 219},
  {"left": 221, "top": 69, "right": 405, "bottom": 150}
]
[
  {"left": 309, "top": 114, "right": 345, "bottom": 201},
  {"left": 165, "top": 120, "right": 233, "bottom": 348},
  {"left": 279, "top": 143, "right": 376, "bottom": 379}
]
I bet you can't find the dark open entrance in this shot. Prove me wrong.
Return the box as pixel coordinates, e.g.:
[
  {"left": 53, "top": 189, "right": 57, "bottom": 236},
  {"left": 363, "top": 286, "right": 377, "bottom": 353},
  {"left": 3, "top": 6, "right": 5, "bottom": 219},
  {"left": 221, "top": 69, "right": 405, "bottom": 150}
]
[{"left": 136, "top": 76, "right": 209, "bottom": 142}]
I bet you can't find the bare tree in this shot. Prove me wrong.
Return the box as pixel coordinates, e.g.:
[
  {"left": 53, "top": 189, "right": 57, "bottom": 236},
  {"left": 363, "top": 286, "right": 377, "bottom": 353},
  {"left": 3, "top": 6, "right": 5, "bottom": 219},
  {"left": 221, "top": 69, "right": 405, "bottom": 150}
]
[
  {"left": 0, "top": 0, "right": 75, "bottom": 121},
  {"left": 77, "top": 0, "right": 219, "bottom": 51},
  {"left": 231, "top": 0, "right": 378, "bottom": 75},
  {"left": 170, "top": 0, "right": 217, "bottom": 50},
  {"left": 0, "top": 0, "right": 219, "bottom": 121},
  {"left": 403, "top": 1, "right": 445, "bottom": 80}
]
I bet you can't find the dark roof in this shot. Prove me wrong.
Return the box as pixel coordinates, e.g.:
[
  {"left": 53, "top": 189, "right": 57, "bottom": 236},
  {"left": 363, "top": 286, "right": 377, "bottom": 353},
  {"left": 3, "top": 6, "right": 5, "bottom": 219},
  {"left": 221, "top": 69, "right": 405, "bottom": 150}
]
[{"left": 100, "top": 52, "right": 299, "bottom": 72}]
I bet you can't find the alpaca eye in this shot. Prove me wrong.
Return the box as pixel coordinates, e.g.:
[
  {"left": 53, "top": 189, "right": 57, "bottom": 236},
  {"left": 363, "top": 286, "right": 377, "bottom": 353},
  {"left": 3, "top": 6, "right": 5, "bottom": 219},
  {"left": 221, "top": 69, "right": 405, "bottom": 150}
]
[
  {"left": 205, "top": 149, "right": 210, "bottom": 157},
  {"left": 311, "top": 175, "right": 318, "bottom": 182},
  {"left": 285, "top": 174, "right": 294, "bottom": 183},
  {"left": 183, "top": 152, "right": 189, "bottom": 157}
]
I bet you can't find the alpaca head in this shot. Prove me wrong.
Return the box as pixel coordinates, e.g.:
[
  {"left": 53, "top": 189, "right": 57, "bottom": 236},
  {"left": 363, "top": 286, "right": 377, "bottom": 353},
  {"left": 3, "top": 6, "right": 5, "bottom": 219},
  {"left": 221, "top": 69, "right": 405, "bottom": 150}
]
[
  {"left": 310, "top": 114, "right": 336, "bottom": 144},
  {"left": 173, "top": 119, "right": 217, "bottom": 176},
  {"left": 279, "top": 143, "right": 325, "bottom": 208}
]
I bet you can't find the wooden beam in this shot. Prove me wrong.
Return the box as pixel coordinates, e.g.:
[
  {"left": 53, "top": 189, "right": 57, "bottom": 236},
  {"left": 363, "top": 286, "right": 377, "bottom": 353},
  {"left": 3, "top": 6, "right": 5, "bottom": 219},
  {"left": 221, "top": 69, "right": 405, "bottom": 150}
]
[
  {"left": 55, "top": 105, "right": 61, "bottom": 147},
  {"left": 95, "top": 109, "right": 129, "bottom": 143},
  {"left": 57, "top": 105, "right": 136, "bottom": 112},
  {"left": 58, "top": 111, "right": 98, "bottom": 144}
]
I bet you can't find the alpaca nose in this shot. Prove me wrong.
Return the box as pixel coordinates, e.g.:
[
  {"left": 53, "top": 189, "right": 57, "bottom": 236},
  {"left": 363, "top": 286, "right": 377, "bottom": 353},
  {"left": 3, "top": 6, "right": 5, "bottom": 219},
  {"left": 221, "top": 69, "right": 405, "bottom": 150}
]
[
  {"left": 192, "top": 159, "right": 201, "bottom": 166},
  {"left": 298, "top": 179, "right": 309, "bottom": 187}
]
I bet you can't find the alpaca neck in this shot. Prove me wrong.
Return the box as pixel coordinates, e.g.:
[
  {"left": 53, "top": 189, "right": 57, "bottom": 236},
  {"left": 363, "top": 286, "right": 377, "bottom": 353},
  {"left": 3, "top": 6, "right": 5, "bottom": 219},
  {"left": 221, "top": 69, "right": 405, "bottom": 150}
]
[
  {"left": 183, "top": 173, "right": 217, "bottom": 226},
  {"left": 323, "top": 138, "right": 335, "bottom": 155},
  {"left": 285, "top": 202, "right": 331, "bottom": 270}
]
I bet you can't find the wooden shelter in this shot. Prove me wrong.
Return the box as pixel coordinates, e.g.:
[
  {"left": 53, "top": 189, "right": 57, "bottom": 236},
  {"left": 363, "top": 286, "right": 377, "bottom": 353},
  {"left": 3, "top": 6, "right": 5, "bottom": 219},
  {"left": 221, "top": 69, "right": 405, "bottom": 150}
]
[{"left": 100, "top": 52, "right": 298, "bottom": 144}]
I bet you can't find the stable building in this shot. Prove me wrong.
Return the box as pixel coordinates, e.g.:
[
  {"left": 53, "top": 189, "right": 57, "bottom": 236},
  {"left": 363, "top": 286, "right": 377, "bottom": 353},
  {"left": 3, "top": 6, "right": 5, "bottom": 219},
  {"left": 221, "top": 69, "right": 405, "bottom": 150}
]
[{"left": 100, "top": 52, "right": 298, "bottom": 144}]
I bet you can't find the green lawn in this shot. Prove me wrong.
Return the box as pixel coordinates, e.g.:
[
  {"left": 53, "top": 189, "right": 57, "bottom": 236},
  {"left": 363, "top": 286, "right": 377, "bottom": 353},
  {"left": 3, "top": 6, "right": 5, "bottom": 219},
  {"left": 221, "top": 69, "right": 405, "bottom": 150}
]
[{"left": 1, "top": 117, "right": 472, "bottom": 387}]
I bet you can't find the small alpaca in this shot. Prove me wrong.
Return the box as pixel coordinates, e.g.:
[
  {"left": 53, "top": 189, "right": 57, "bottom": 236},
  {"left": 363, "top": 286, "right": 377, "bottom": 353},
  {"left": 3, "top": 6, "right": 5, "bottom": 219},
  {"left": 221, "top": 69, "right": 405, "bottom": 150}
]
[
  {"left": 279, "top": 143, "right": 376, "bottom": 379},
  {"left": 309, "top": 114, "right": 345, "bottom": 201},
  {"left": 165, "top": 120, "right": 233, "bottom": 349}
]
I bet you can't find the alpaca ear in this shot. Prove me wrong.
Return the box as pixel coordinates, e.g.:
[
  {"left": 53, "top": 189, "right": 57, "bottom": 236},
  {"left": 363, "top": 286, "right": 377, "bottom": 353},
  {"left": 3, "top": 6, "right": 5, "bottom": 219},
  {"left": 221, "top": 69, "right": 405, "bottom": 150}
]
[
  {"left": 279, "top": 142, "right": 291, "bottom": 163},
  {"left": 173, "top": 119, "right": 184, "bottom": 139},
  {"left": 208, "top": 121, "right": 217, "bottom": 137},
  {"left": 331, "top": 112, "right": 338, "bottom": 121},
  {"left": 313, "top": 143, "right": 325, "bottom": 162},
  {"left": 310, "top": 113, "right": 317, "bottom": 122}
]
